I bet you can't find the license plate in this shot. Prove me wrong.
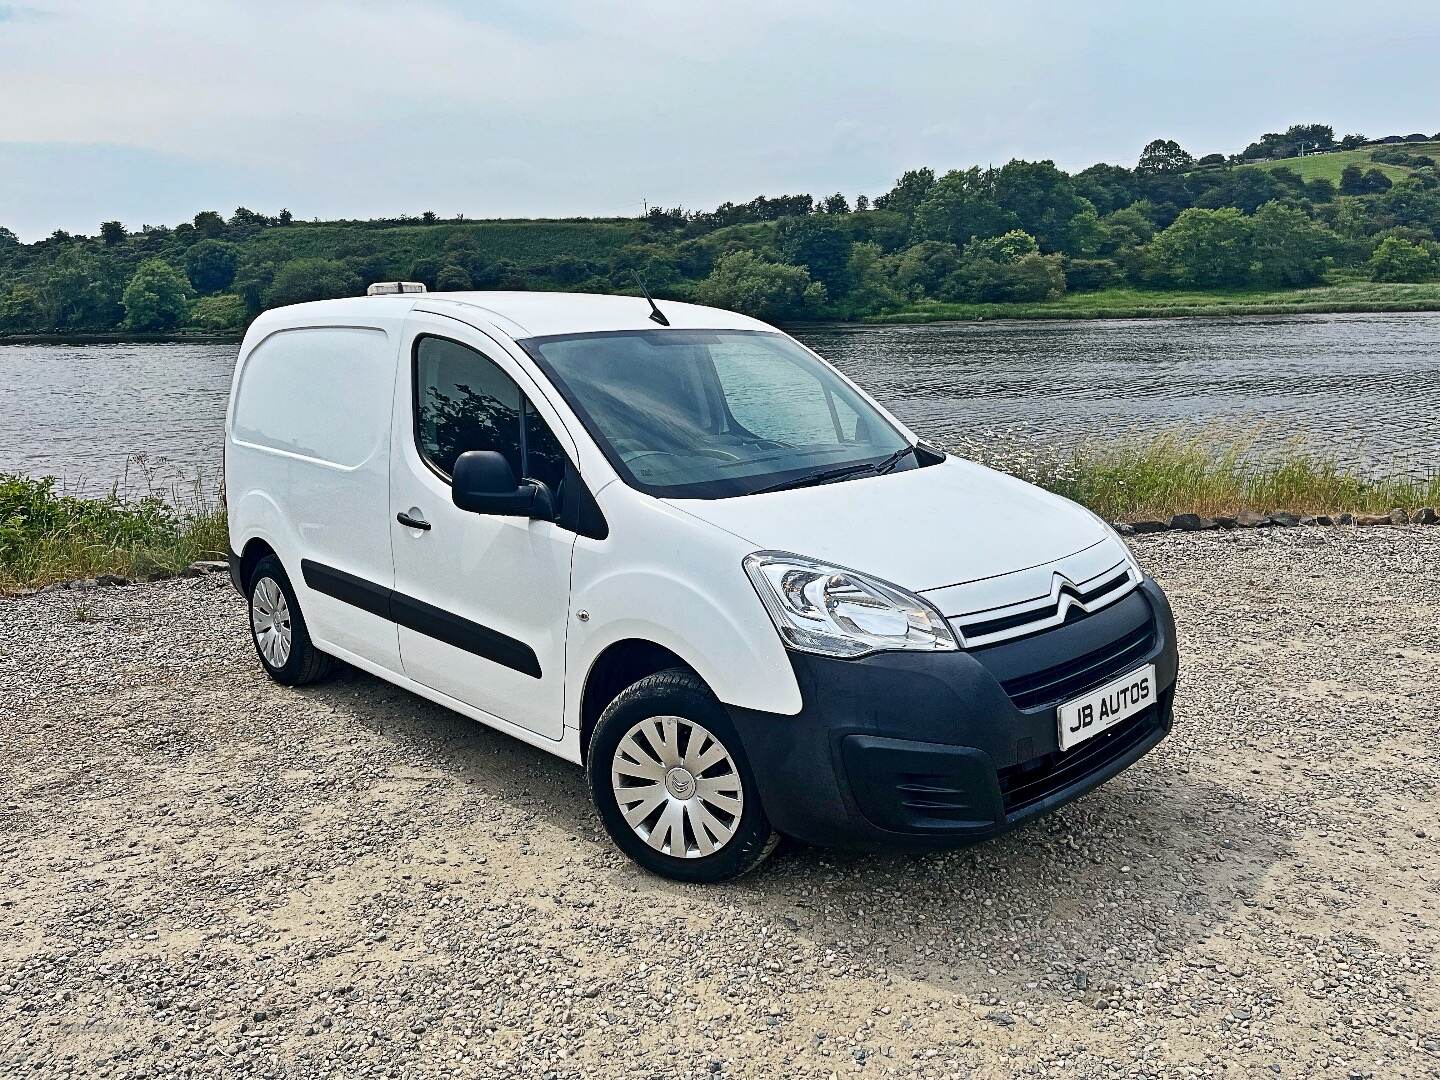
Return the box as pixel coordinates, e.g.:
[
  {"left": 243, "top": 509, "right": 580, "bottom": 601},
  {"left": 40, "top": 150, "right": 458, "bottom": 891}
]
[{"left": 1057, "top": 664, "right": 1156, "bottom": 752}]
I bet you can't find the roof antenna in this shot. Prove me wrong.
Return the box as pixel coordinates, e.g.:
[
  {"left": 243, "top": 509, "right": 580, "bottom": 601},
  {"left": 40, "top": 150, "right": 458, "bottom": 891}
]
[{"left": 633, "top": 273, "right": 671, "bottom": 326}]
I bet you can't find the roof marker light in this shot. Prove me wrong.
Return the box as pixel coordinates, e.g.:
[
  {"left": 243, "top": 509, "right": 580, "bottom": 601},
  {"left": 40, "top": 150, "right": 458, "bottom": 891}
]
[{"left": 366, "top": 281, "right": 427, "bottom": 296}]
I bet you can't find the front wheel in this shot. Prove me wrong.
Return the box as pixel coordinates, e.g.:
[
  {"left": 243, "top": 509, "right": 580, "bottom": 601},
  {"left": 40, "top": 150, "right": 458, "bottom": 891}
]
[{"left": 587, "top": 668, "right": 779, "bottom": 882}]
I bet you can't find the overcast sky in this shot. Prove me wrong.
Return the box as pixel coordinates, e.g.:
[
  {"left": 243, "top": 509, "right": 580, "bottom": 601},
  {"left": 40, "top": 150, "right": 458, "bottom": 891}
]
[{"left": 2, "top": 0, "right": 1437, "bottom": 240}]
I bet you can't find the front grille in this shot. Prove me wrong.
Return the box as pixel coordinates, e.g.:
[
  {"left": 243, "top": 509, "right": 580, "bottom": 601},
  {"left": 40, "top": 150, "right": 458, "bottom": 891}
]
[
  {"left": 997, "top": 701, "right": 1162, "bottom": 815},
  {"left": 960, "top": 569, "right": 1132, "bottom": 641},
  {"left": 950, "top": 564, "right": 1137, "bottom": 647},
  {"left": 999, "top": 618, "right": 1156, "bottom": 712}
]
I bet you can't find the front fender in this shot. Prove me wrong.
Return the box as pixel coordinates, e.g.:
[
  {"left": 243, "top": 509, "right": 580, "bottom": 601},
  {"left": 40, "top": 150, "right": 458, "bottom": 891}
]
[{"left": 569, "top": 484, "right": 805, "bottom": 721}]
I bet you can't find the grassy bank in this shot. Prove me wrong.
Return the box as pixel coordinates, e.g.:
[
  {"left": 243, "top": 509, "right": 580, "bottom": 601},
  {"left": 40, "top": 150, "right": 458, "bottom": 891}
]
[
  {"left": 869, "top": 282, "right": 1440, "bottom": 324},
  {"left": 5, "top": 435, "right": 1438, "bottom": 593},
  {"left": 1023, "top": 434, "right": 1440, "bottom": 523},
  {"left": 0, "top": 474, "right": 227, "bottom": 593}
]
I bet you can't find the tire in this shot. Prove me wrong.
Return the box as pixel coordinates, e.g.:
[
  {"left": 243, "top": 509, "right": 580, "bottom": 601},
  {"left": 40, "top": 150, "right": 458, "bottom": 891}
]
[
  {"left": 246, "top": 554, "right": 334, "bottom": 686},
  {"left": 587, "top": 668, "right": 779, "bottom": 883}
]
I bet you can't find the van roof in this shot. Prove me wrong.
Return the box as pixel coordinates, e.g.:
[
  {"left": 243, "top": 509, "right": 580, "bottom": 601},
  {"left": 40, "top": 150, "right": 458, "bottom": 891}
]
[{"left": 254, "top": 291, "right": 774, "bottom": 340}]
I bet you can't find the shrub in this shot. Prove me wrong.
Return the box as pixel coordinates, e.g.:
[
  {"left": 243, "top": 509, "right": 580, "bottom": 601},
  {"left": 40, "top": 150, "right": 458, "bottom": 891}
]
[
  {"left": 1147, "top": 208, "right": 1253, "bottom": 288},
  {"left": 188, "top": 293, "right": 247, "bottom": 332},
  {"left": 122, "top": 259, "right": 190, "bottom": 331},
  {"left": 1367, "top": 236, "right": 1436, "bottom": 282},
  {"left": 694, "top": 251, "right": 825, "bottom": 321},
  {"left": 1064, "top": 258, "right": 1122, "bottom": 292},
  {"left": 435, "top": 264, "right": 473, "bottom": 290}
]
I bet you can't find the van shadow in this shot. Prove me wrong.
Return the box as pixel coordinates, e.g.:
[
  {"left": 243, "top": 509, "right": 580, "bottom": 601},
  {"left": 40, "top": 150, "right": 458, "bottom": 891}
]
[{"left": 303, "top": 664, "right": 1287, "bottom": 1002}]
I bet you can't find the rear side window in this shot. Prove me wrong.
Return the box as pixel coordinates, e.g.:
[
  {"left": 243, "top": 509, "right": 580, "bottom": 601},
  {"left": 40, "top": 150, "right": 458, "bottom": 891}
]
[
  {"left": 232, "top": 327, "right": 391, "bottom": 467},
  {"left": 415, "top": 336, "right": 523, "bottom": 478}
]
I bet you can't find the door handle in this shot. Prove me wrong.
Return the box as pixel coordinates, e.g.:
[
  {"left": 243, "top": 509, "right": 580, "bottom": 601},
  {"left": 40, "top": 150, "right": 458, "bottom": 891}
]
[{"left": 396, "top": 511, "right": 431, "bottom": 531}]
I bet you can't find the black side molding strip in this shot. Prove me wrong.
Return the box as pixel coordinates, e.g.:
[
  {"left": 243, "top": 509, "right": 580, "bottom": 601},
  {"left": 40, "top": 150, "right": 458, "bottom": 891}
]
[
  {"left": 390, "top": 593, "right": 542, "bottom": 679},
  {"left": 303, "top": 560, "right": 393, "bottom": 622},
  {"left": 300, "top": 559, "right": 541, "bottom": 679}
]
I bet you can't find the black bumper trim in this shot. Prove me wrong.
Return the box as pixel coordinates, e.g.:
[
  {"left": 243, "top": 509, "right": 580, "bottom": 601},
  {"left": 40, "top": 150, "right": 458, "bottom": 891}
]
[{"left": 726, "top": 577, "right": 1179, "bottom": 851}]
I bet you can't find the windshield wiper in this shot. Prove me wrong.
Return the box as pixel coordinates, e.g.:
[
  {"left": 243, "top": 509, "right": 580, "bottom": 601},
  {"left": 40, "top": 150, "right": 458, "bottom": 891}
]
[{"left": 748, "top": 445, "right": 915, "bottom": 496}]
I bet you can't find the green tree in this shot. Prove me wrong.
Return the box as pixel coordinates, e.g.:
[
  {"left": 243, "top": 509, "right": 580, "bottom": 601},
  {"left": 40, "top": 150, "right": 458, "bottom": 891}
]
[
  {"left": 1147, "top": 207, "right": 1253, "bottom": 287},
  {"left": 994, "top": 160, "right": 1091, "bottom": 251},
  {"left": 911, "top": 168, "right": 1017, "bottom": 248},
  {"left": 0, "top": 283, "right": 42, "bottom": 331},
  {"left": 435, "top": 263, "right": 473, "bottom": 290},
  {"left": 819, "top": 192, "right": 850, "bottom": 214},
  {"left": 1249, "top": 201, "right": 1336, "bottom": 286},
  {"left": 1367, "top": 236, "right": 1436, "bottom": 282},
  {"left": 893, "top": 241, "right": 962, "bottom": 297},
  {"left": 37, "top": 248, "right": 123, "bottom": 329},
  {"left": 0, "top": 224, "right": 18, "bottom": 247},
  {"left": 963, "top": 229, "right": 1039, "bottom": 263},
  {"left": 1136, "top": 139, "right": 1194, "bottom": 175},
  {"left": 694, "top": 251, "right": 825, "bottom": 321},
  {"left": 873, "top": 168, "right": 936, "bottom": 216},
  {"left": 1073, "top": 163, "right": 1139, "bottom": 216},
  {"left": 941, "top": 252, "right": 1065, "bottom": 303},
  {"left": 842, "top": 241, "right": 900, "bottom": 316},
  {"left": 99, "top": 220, "right": 127, "bottom": 247},
  {"left": 122, "top": 259, "right": 189, "bottom": 331},
  {"left": 192, "top": 210, "right": 226, "bottom": 239},
  {"left": 184, "top": 239, "right": 240, "bottom": 294},
  {"left": 264, "top": 258, "right": 359, "bottom": 307},
  {"left": 1193, "top": 169, "right": 1287, "bottom": 214},
  {"left": 1341, "top": 165, "right": 1393, "bottom": 196},
  {"left": 775, "top": 215, "right": 853, "bottom": 297}
]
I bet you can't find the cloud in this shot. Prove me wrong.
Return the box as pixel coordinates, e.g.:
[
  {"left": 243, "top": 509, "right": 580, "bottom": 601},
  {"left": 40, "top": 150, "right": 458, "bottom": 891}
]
[{"left": 1, "top": 0, "right": 1438, "bottom": 238}]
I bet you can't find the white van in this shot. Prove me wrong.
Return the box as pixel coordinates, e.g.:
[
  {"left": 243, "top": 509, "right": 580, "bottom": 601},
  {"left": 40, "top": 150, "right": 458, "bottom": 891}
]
[{"left": 226, "top": 287, "right": 1178, "bottom": 881}]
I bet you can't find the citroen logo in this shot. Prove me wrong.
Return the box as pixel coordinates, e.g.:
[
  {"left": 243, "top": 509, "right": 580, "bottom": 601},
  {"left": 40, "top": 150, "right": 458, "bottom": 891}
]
[{"left": 665, "top": 767, "right": 696, "bottom": 799}]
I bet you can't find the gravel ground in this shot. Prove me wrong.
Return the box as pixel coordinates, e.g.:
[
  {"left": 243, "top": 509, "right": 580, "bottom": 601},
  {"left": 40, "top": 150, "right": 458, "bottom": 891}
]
[{"left": 1, "top": 527, "right": 1437, "bottom": 1080}]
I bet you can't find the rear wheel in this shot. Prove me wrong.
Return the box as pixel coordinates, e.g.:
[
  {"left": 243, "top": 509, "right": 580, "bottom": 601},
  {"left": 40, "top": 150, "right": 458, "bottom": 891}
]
[
  {"left": 246, "top": 555, "right": 334, "bottom": 686},
  {"left": 587, "top": 668, "right": 778, "bottom": 882}
]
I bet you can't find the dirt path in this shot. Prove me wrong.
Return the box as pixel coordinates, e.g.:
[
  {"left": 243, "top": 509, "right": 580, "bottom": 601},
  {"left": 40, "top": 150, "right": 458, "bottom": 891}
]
[{"left": 2, "top": 527, "right": 1437, "bottom": 1079}]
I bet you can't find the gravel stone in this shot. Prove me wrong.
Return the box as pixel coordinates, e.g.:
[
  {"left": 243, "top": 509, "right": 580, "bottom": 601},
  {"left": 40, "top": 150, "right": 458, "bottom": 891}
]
[{"left": 2, "top": 528, "right": 1437, "bottom": 1079}]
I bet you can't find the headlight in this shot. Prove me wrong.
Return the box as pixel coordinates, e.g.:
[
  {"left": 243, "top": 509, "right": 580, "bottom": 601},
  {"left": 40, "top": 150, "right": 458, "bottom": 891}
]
[{"left": 743, "top": 551, "right": 958, "bottom": 659}]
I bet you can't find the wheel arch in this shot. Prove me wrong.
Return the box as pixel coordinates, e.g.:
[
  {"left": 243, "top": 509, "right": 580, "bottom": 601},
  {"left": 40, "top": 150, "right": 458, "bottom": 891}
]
[
  {"left": 237, "top": 537, "right": 277, "bottom": 591},
  {"left": 579, "top": 638, "right": 699, "bottom": 762}
]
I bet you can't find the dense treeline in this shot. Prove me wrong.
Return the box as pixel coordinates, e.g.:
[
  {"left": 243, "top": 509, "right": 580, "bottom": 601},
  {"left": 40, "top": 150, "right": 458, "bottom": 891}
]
[{"left": 2, "top": 122, "right": 1438, "bottom": 334}]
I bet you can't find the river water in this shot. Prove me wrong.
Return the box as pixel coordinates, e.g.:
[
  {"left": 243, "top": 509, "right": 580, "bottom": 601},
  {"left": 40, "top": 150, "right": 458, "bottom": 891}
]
[{"left": 2, "top": 311, "right": 1437, "bottom": 496}]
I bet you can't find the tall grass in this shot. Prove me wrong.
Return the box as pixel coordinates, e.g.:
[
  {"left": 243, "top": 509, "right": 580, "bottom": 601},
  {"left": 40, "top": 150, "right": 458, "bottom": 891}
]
[
  {"left": 0, "top": 470, "right": 227, "bottom": 592},
  {"left": 2, "top": 433, "right": 1436, "bottom": 593},
  {"left": 1026, "top": 432, "right": 1440, "bottom": 522}
]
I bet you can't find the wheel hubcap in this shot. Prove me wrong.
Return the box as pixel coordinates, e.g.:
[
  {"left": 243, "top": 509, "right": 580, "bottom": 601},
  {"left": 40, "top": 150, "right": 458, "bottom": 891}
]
[
  {"left": 611, "top": 716, "right": 744, "bottom": 859},
  {"left": 251, "top": 577, "right": 293, "bottom": 668}
]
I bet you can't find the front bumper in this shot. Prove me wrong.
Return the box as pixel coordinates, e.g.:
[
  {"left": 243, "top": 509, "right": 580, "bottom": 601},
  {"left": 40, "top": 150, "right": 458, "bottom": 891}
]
[{"left": 727, "top": 577, "right": 1178, "bottom": 850}]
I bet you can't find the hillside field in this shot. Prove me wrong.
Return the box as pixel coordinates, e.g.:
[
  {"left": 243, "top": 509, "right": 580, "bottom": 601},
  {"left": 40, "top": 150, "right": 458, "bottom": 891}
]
[{"left": 1240, "top": 143, "right": 1440, "bottom": 184}]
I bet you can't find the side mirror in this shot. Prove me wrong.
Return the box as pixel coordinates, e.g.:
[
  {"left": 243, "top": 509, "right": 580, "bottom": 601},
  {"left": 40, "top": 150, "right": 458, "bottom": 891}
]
[{"left": 451, "top": 450, "right": 555, "bottom": 520}]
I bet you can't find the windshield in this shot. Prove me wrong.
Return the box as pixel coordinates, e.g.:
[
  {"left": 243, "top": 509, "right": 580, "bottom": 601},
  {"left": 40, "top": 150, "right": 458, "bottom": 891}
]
[{"left": 521, "top": 329, "right": 912, "bottom": 499}]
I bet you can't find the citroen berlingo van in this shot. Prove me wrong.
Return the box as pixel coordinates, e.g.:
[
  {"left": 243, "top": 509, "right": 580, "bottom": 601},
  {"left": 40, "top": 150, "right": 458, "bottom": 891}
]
[{"left": 225, "top": 286, "right": 1178, "bottom": 881}]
